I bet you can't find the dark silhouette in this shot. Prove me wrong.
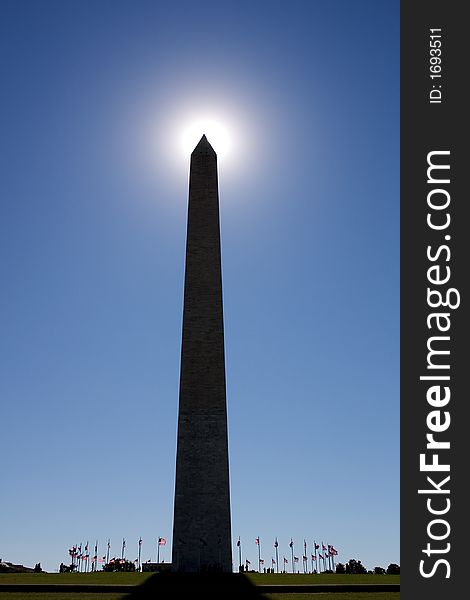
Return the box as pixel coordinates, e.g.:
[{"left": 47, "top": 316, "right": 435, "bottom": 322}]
[
  {"left": 123, "top": 573, "right": 266, "bottom": 599},
  {"left": 172, "top": 135, "right": 232, "bottom": 572},
  {"left": 335, "top": 563, "right": 346, "bottom": 574},
  {"left": 387, "top": 563, "right": 400, "bottom": 575},
  {"left": 345, "top": 559, "right": 367, "bottom": 574},
  {"left": 33, "top": 563, "right": 43, "bottom": 573},
  {"left": 374, "top": 566, "right": 386, "bottom": 574},
  {"left": 103, "top": 559, "right": 136, "bottom": 572}
]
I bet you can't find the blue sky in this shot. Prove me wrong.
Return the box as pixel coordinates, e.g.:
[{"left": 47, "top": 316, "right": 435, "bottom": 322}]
[{"left": 0, "top": 0, "right": 399, "bottom": 572}]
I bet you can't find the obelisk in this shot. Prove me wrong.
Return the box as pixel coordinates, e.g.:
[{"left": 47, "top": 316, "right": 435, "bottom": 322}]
[{"left": 172, "top": 135, "right": 232, "bottom": 572}]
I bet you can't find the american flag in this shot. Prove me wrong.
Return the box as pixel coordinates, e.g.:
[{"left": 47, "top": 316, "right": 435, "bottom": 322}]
[
  {"left": 283, "top": 557, "right": 288, "bottom": 564},
  {"left": 237, "top": 537, "right": 241, "bottom": 547},
  {"left": 260, "top": 559, "right": 265, "bottom": 564},
  {"left": 274, "top": 538, "right": 278, "bottom": 548},
  {"left": 158, "top": 538, "right": 166, "bottom": 546},
  {"left": 294, "top": 556, "right": 299, "bottom": 563},
  {"left": 311, "top": 555, "right": 316, "bottom": 561},
  {"left": 139, "top": 538, "right": 142, "bottom": 546},
  {"left": 289, "top": 539, "right": 293, "bottom": 548},
  {"left": 255, "top": 537, "right": 260, "bottom": 545}
]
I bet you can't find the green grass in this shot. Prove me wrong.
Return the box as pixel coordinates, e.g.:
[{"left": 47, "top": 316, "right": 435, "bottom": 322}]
[
  {"left": 0, "top": 573, "right": 150, "bottom": 585},
  {"left": 247, "top": 574, "right": 400, "bottom": 585},
  {"left": 0, "top": 573, "right": 399, "bottom": 586},
  {"left": 0, "top": 572, "right": 400, "bottom": 599}
]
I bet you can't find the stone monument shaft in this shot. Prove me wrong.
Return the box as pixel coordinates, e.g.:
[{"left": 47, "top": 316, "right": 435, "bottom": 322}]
[{"left": 172, "top": 135, "right": 232, "bottom": 572}]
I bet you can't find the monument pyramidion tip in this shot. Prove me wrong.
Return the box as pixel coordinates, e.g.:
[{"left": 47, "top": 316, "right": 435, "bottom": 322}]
[{"left": 192, "top": 134, "right": 216, "bottom": 155}]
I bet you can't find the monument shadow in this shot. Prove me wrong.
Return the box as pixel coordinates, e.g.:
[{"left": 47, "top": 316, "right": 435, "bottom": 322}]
[{"left": 124, "top": 572, "right": 266, "bottom": 599}]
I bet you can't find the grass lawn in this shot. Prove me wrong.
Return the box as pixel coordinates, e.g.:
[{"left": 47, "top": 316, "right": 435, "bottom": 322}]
[
  {"left": 247, "top": 574, "right": 400, "bottom": 585},
  {"left": 0, "top": 573, "right": 150, "bottom": 585},
  {"left": 0, "top": 573, "right": 399, "bottom": 586},
  {"left": 0, "top": 572, "right": 400, "bottom": 599}
]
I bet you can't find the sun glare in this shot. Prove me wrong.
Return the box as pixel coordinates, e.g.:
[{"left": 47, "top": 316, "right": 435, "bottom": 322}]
[{"left": 180, "top": 118, "right": 231, "bottom": 159}]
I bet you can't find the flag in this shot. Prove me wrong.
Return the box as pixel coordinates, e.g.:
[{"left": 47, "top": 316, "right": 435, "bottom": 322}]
[
  {"left": 134, "top": 559, "right": 138, "bottom": 563},
  {"left": 158, "top": 538, "right": 166, "bottom": 546},
  {"left": 246, "top": 559, "right": 251, "bottom": 565},
  {"left": 303, "top": 555, "right": 308, "bottom": 561},
  {"left": 85, "top": 543, "right": 89, "bottom": 552},
  {"left": 289, "top": 539, "right": 293, "bottom": 548},
  {"left": 322, "top": 544, "right": 327, "bottom": 551},
  {"left": 283, "top": 557, "right": 288, "bottom": 564},
  {"left": 260, "top": 559, "right": 265, "bottom": 565},
  {"left": 311, "top": 555, "right": 316, "bottom": 561},
  {"left": 237, "top": 537, "right": 240, "bottom": 547},
  {"left": 107, "top": 540, "right": 111, "bottom": 549},
  {"left": 319, "top": 554, "right": 324, "bottom": 560},
  {"left": 274, "top": 538, "right": 278, "bottom": 548},
  {"left": 272, "top": 558, "right": 276, "bottom": 565},
  {"left": 314, "top": 543, "right": 320, "bottom": 550},
  {"left": 255, "top": 537, "right": 260, "bottom": 545},
  {"left": 139, "top": 538, "right": 142, "bottom": 546},
  {"left": 294, "top": 556, "right": 299, "bottom": 562}
]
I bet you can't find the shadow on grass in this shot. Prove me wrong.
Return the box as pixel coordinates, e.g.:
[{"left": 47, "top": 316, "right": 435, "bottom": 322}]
[{"left": 124, "top": 572, "right": 266, "bottom": 599}]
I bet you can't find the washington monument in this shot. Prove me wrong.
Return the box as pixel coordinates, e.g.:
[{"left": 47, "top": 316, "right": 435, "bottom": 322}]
[{"left": 171, "top": 135, "right": 232, "bottom": 572}]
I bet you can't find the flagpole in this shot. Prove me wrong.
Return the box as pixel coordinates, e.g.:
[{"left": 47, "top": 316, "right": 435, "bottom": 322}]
[
  {"left": 122, "top": 538, "right": 125, "bottom": 560},
  {"left": 94, "top": 541, "right": 98, "bottom": 572},
  {"left": 314, "top": 541, "right": 318, "bottom": 573},
  {"left": 275, "top": 539, "right": 279, "bottom": 573},
  {"left": 157, "top": 538, "right": 160, "bottom": 564},
  {"left": 257, "top": 537, "right": 261, "bottom": 573},
  {"left": 237, "top": 537, "right": 242, "bottom": 572},
  {"left": 303, "top": 540, "right": 307, "bottom": 573},
  {"left": 290, "top": 541, "right": 294, "bottom": 574},
  {"left": 106, "top": 539, "right": 110, "bottom": 566},
  {"left": 138, "top": 538, "right": 142, "bottom": 572}
]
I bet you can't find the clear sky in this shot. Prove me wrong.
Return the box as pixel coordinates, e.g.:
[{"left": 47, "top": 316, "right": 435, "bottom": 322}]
[{"left": 0, "top": 0, "right": 399, "bottom": 572}]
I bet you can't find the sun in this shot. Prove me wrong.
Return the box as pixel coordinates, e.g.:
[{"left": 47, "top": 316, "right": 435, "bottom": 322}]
[{"left": 180, "top": 118, "right": 231, "bottom": 159}]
